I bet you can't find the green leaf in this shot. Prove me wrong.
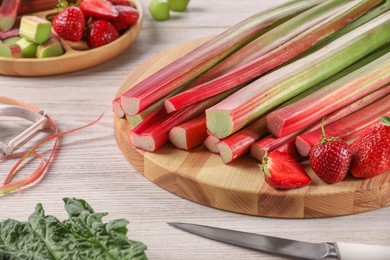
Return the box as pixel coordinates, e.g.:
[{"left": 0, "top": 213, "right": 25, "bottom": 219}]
[
  {"left": 0, "top": 198, "right": 148, "bottom": 260},
  {"left": 381, "top": 116, "right": 390, "bottom": 126}
]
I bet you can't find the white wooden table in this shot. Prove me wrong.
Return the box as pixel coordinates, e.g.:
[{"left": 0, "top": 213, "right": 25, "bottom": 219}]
[{"left": 1, "top": 1, "right": 389, "bottom": 259}]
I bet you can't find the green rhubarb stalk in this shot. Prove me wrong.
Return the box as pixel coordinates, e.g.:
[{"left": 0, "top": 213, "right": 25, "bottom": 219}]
[
  {"left": 165, "top": 0, "right": 383, "bottom": 113},
  {"left": 206, "top": 11, "right": 390, "bottom": 139},
  {"left": 188, "top": 0, "right": 356, "bottom": 87},
  {"left": 119, "top": 0, "right": 323, "bottom": 116},
  {"left": 295, "top": 94, "right": 390, "bottom": 156},
  {"left": 129, "top": 87, "right": 240, "bottom": 152},
  {"left": 169, "top": 114, "right": 207, "bottom": 150},
  {"left": 266, "top": 46, "right": 390, "bottom": 137}
]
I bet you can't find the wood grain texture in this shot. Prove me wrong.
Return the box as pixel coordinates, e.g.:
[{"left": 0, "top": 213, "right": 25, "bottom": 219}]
[
  {"left": 0, "top": 0, "right": 143, "bottom": 77},
  {"left": 114, "top": 37, "right": 390, "bottom": 219},
  {"left": 1, "top": 1, "right": 389, "bottom": 259}
]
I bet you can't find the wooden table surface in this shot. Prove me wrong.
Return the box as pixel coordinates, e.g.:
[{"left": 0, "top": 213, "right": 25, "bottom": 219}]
[{"left": 1, "top": 1, "right": 389, "bottom": 259}]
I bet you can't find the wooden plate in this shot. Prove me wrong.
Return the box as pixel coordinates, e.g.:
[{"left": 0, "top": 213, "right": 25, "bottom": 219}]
[
  {"left": 0, "top": 0, "right": 142, "bottom": 77},
  {"left": 114, "top": 37, "right": 390, "bottom": 219}
]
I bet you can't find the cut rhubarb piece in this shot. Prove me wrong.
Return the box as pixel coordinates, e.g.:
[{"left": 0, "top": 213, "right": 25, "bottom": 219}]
[
  {"left": 203, "top": 134, "right": 220, "bottom": 154},
  {"left": 216, "top": 116, "right": 268, "bottom": 164},
  {"left": 266, "top": 50, "right": 390, "bottom": 137},
  {"left": 260, "top": 150, "right": 311, "bottom": 190},
  {"left": 20, "top": 16, "right": 52, "bottom": 44},
  {"left": 16, "top": 38, "right": 38, "bottom": 58},
  {"left": 165, "top": 0, "right": 382, "bottom": 113},
  {"left": 36, "top": 38, "right": 64, "bottom": 58},
  {"left": 0, "top": 0, "right": 20, "bottom": 31},
  {"left": 296, "top": 94, "right": 390, "bottom": 157},
  {"left": 120, "top": 0, "right": 323, "bottom": 115},
  {"left": 206, "top": 12, "right": 390, "bottom": 139},
  {"left": 3, "top": 36, "right": 20, "bottom": 44},
  {"left": 169, "top": 114, "right": 207, "bottom": 150},
  {"left": 113, "top": 97, "right": 125, "bottom": 118},
  {"left": 0, "top": 43, "right": 22, "bottom": 58},
  {"left": 129, "top": 88, "right": 238, "bottom": 152},
  {"left": 18, "top": 0, "right": 58, "bottom": 15},
  {"left": 0, "top": 28, "right": 19, "bottom": 41}
]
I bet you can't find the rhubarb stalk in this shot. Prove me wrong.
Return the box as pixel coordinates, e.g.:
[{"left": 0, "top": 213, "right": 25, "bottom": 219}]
[
  {"left": 206, "top": 12, "right": 390, "bottom": 139},
  {"left": 165, "top": 0, "right": 382, "bottom": 113},
  {"left": 18, "top": 0, "right": 58, "bottom": 15},
  {"left": 119, "top": 0, "right": 323, "bottom": 116},
  {"left": 266, "top": 48, "right": 390, "bottom": 137},
  {"left": 169, "top": 114, "right": 208, "bottom": 150},
  {"left": 203, "top": 134, "right": 220, "bottom": 154},
  {"left": 295, "top": 94, "right": 390, "bottom": 157}
]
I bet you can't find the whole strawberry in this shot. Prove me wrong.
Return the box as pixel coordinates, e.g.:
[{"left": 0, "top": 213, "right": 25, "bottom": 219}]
[
  {"left": 52, "top": 7, "right": 85, "bottom": 42},
  {"left": 86, "top": 20, "right": 120, "bottom": 49},
  {"left": 350, "top": 116, "right": 390, "bottom": 178},
  {"left": 309, "top": 120, "right": 352, "bottom": 183},
  {"left": 110, "top": 5, "right": 139, "bottom": 32}
]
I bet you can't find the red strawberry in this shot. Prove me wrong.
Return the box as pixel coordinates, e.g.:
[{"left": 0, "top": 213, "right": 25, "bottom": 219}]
[
  {"left": 309, "top": 120, "right": 352, "bottom": 183},
  {"left": 86, "top": 20, "right": 120, "bottom": 48},
  {"left": 52, "top": 7, "right": 85, "bottom": 42},
  {"left": 350, "top": 116, "right": 390, "bottom": 178},
  {"left": 79, "top": 0, "right": 118, "bottom": 20},
  {"left": 108, "top": 0, "right": 131, "bottom": 6},
  {"left": 260, "top": 151, "right": 311, "bottom": 189},
  {"left": 110, "top": 5, "right": 139, "bottom": 32}
]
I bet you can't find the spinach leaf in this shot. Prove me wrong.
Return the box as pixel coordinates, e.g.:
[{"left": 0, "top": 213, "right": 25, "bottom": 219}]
[{"left": 0, "top": 198, "right": 147, "bottom": 260}]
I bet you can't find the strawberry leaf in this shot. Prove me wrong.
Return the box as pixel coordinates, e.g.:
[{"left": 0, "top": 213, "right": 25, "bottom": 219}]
[{"left": 380, "top": 116, "right": 390, "bottom": 126}]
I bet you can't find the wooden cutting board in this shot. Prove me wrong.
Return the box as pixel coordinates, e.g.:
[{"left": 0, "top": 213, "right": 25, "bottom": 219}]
[
  {"left": 0, "top": 0, "right": 142, "bottom": 76},
  {"left": 113, "top": 37, "right": 390, "bottom": 219}
]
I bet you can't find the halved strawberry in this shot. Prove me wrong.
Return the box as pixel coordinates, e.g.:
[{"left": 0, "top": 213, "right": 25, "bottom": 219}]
[
  {"left": 110, "top": 5, "right": 139, "bottom": 32},
  {"left": 108, "top": 0, "right": 131, "bottom": 6},
  {"left": 79, "top": 0, "right": 118, "bottom": 20},
  {"left": 260, "top": 150, "right": 311, "bottom": 189}
]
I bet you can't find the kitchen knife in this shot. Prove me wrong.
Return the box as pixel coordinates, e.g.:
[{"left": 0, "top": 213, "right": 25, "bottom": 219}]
[{"left": 168, "top": 222, "right": 390, "bottom": 260}]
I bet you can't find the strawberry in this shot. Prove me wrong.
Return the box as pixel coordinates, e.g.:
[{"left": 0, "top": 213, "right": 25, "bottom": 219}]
[
  {"left": 110, "top": 5, "right": 139, "bottom": 32},
  {"left": 79, "top": 0, "right": 118, "bottom": 20},
  {"left": 52, "top": 7, "right": 85, "bottom": 42},
  {"left": 260, "top": 150, "right": 311, "bottom": 189},
  {"left": 350, "top": 116, "right": 390, "bottom": 178},
  {"left": 86, "top": 20, "right": 120, "bottom": 48},
  {"left": 309, "top": 119, "right": 352, "bottom": 184}
]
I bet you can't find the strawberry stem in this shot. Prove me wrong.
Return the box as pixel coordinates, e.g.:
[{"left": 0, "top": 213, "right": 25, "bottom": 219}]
[
  {"left": 320, "top": 117, "right": 327, "bottom": 143},
  {"left": 261, "top": 150, "right": 271, "bottom": 177}
]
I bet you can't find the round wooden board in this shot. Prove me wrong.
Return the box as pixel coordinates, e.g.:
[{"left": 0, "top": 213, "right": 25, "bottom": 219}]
[
  {"left": 0, "top": 0, "right": 142, "bottom": 77},
  {"left": 114, "top": 37, "right": 390, "bottom": 219}
]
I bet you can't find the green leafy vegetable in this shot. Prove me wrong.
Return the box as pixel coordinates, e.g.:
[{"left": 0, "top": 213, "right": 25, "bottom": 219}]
[{"left": 0, "top": 198, "right": 148, "bottom": 260}]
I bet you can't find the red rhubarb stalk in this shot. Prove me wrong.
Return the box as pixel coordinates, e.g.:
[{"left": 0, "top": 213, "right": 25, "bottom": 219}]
[
  {"left": 295, "top": 94, "right": 390, "bottom": 157},
  {"left": 266, "top": 51, "right": 390, "bottom": 137},
  {"left": 203, "top": 134, "right": 220, "bottom": 154},
  {"left": 169, "top": 114, "right": 207, "bottom": 150},
  {"left": 0, "top": 0, "right": 20, "bottom": 31},
  {"left": 129, "top": 88, "right": 239, "bottom": 152},
  {"left": 206, "top": 12, "right": 390, "bottom": 139},
  {"left": 251, "top": 84, "right": 390, "bottom": 160},
  {"left": 113, "top": 97, "right": 125, "bottom": 118},
  {"left": 18, "top": 0, "right": 58, "bottom": 15},
  {"left": 119, "top": 0, "right": 323, "bottom": 116},
  {"left": 164, "top": 0, "right": 382, "bottom": 113}
]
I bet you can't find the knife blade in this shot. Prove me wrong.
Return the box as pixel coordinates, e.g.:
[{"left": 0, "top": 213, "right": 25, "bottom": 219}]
[{"left": 168, "top": 222, "right": 390, "bottom": 260}]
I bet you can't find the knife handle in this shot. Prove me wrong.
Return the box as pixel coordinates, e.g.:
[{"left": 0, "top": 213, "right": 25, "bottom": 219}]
[{"left": 337, "top": 242, "right": 390, "bottom": 260}]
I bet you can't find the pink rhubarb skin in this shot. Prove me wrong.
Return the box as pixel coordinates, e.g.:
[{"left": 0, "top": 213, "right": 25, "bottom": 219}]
[
  {"left": 251, "top": 84, "right": 390, "bottom": 160},
  {"left": 129, "top": 88, "right": 238, "bottom": 152},
  {"left": 295, "top": 94, "right": 390, "bottom": 157},
  {"left": 118, "top": 0, "right": 324, "bottom": 116},
  {"left": 0, "top": 28, "right": 19, "bottom": 40},
  {"left": 0, "top": 0, "right": 21, "bottom": 31},
  {"left": 113, "top": 97, "right": 125, "bottom": 118},
  {"left": 169, "top": 114, "right": 208, "bottom": 150},
  {"left": 216, "top": 116, "right": 268, "bottom": 164},
  {"left": 18, "top": 0, "right": 58, "bottom": 15},
  {"left": 203, "top": 134, "right": 220, "bottom": 154},
  {"left": 266, "top": 52, "right": 390, "bottom": 138},
  {"left": 164, "top": 0, "right": 382, "bottom": 113}
]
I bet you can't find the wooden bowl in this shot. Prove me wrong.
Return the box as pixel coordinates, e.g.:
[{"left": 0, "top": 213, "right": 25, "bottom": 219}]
[{"left": 0, "top": 0, "right": 143, "bottom": 77}]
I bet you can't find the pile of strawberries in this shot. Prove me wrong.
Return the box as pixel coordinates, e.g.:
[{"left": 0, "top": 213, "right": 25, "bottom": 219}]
[
  {"left": 262, "top": 116, "right": 390, "bottom": 189},
  {"left": 52, "top": 0, "right": 139, "bottom": 49}
]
